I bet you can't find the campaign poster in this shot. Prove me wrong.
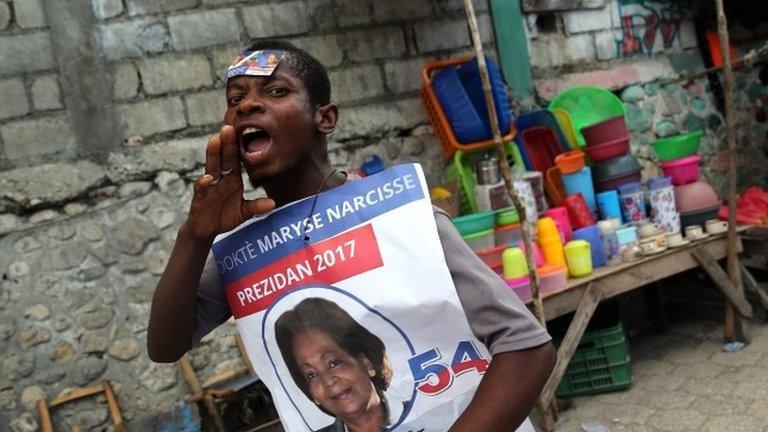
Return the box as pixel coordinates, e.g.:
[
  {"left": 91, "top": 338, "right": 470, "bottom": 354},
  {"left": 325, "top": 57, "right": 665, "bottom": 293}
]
[{"left": 212, "top": 164, "right": 534, "bottom": 432}]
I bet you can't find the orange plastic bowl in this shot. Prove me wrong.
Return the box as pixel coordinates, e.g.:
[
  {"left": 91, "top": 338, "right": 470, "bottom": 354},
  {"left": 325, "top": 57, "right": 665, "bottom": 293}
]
[{"left": 554, "top": 150, "right": 585, "bottom": 175}]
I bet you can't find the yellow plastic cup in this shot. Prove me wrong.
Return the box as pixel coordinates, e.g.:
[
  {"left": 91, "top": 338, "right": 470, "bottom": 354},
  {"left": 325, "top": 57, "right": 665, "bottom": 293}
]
[
  {"left": 502, "top": 247, "right": 529, "bottom": 279},
  {"left": 564, "top": 240, "right": 593, "bottom": 277}
]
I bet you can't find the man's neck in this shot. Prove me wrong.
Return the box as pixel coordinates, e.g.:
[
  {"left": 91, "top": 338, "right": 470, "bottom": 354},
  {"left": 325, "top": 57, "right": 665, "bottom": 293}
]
[{"left": 262, "top": 153, "right": 346, "bottom": 207}]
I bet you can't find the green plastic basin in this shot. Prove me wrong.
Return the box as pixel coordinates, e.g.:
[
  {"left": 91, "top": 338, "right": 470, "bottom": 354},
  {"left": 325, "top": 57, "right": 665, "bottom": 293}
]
[
  {"left": 453, "top": 211, "right": 496, "bottom": 236},
  {"left": 651, "top": 130, "right": 703, "bottom": 161},
  {"left": 548, "top": 86, "right": 626, "bottom": 148}
]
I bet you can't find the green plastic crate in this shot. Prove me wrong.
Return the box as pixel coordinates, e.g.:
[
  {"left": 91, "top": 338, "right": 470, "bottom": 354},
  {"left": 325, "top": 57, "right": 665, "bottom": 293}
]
[
  {"left": 554, "top": 306, "right": 633, "bottom": 397},
  {"left": 444, "top": 141, "right": 526, "bottom": 215}
]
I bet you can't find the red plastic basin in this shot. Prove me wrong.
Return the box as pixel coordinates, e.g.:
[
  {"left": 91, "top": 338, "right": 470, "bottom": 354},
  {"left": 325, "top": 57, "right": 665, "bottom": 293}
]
[
  {"left": 583, "top": 137, "right": 630, "bottom": 163},
  {"left": 659, "top": 155, "right": 700, "bottom": 186},
  {"left": 582, "top": 116, "right": 629, "bottom": 146}
]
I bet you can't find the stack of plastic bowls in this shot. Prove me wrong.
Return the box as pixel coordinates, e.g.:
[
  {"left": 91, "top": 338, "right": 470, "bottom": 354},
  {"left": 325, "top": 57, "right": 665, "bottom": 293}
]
[
  {"left": 581, "top": 116, "right": 632, "bottom": 164},
  {"left": 651, "top": 131, "right": 718, "bottom": 230}
]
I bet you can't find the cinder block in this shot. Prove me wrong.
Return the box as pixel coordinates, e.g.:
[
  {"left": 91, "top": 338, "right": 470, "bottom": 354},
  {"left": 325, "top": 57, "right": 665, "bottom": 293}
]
[
  {"left": 110, "top": 62, "right": 140, "bottom": 100},
  {"left": 168, "top": 9, "right": 240, "bottom": 51},
  {"left": 98, "top": 18, "right": 169, "bottom": 60},
  {"left": 0, "top": 32, "right": 55, "bottom": 75},
  {"left": 290, "top": 35, "right": 344, "bottom": 68},
  {"left": 435, "top": 0, "right": 489, "bottom": 13},
  {"left": 138, "top": 54, "right": 212, "bottom": 95},
  {"left": 185, "top": 90, "right": 226, "bottom": 127},
  {"left": 334, "top": 99, "right": 424, "bottom": 140},
  {"left": 31, "top": 74, "right": 62, "bottom": 110},
  {"left": 329, "top": 65, "right": 384, "bottom": 104},
  {"left": 13, "top": 0, "right": 46, "bottom": 28},
  {"left": 562, "top": 7, "right": 611, "bottom": 34},
  {"left": 211, "top": 45, "right": 247, "bottom": 78},
  {"left": 125, "top": 0, "right": 198, "bottom": 16},
  {"left": 530, "top": 33, "right": 595, "bottom": 68},
  {"left": 341, "top": 27, "right": 406, "bottom": 63},
  {"left": 680, "top": 21, "right": 697, "bottom": 49},
  {"left": 522, "top": 0, "right": 605, "bottom": 12},
  {"left": 0, "top": 2, "right": 10, "bottom": 30},
  {"left": 1, "top": 115, "right": 75, "bottom": 161},
  {"left": 372, "top": 0, "right": 431, "bottom": 22},
  {"left": 201, "top": 0, "right": 240, "bottom": 5},
  {"left": 242, "top": 1, "right": 311, "bottom": 38},
  {"left": 338, "top": 0, "right": 373, "bottom": 27},
  {"left": 414, "top": 19, "right": 469, "bottom": 53},
  {"left": 92, "top": 0, "right": 125, "bottom": 20},
  {"left": 0, "top": 78, "right": 30, "bottom": 120},
  {"left": 117, "top": 97, "right": 187, "bottom": 138},
  {"left": 595, "top": 29, "right": 619, "bottom": 60},
  {"left": 384, "top": 58, "right": 426, "bottom": 94}
]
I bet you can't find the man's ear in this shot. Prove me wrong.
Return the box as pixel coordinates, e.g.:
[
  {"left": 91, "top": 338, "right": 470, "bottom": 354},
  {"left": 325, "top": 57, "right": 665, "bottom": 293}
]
[{"left": 314, "top": 103, "right": 338, "bottom": 135}]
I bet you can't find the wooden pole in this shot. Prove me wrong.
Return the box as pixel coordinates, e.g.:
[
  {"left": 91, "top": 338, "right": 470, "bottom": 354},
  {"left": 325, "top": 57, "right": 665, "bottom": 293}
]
[
  {"left": 461, "top": 0, "right": 543, "bottom": 325},
  {"left": 715, "top": 0, "right": 749, "bottom": 342},
  {"left": 463, "top": 1, "right": 554, "bottom": 428}
]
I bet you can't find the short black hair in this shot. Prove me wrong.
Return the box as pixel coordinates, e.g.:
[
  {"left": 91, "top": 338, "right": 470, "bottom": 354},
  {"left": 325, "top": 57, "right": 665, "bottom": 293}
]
[
  {"left": 245, "top": 39, "right": 331, "bottom": 107},
  {"left": 274, "top": 297, "right": 391, "bottom": 417}
]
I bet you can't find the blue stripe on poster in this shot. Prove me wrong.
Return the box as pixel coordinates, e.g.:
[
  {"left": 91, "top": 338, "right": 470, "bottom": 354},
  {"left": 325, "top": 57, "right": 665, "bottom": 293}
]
[{"left": 212, "top": 164, "right": 425, "bottom": 285}]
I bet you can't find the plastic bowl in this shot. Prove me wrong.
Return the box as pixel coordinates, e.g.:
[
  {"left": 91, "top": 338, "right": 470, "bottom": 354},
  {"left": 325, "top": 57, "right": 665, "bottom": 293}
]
[
  {"left": 591, "top": 155, "right": 642, "bottom": 181},
  {"left": 495, "top": 207, "right": 520, "bottom": 226},
  {"left": 659, "top": 155, "right": 700, "bottom": 186},
  {"left": 453, "top": 211, "right": 495, "bottom": 236},
  {"left": 554, "top": 150, "right": 585, "bottom": 174},
  {"left": 548, "top": 86, "right": 627, "bottom": 148},
  {"left": 651, "top": 131, "right": 704, "bottom": 161},
  {"left": 595, "top": 171, "right": 643, "bottom": 193},
  {"left": 583, "top": 137, "right": 630, "bottom": 163},
  {"left": 581, "top": 116, "right": 629, "bottom": 146},
  {"left": 680, "top": 205, "right": 720, "bottom": 230},
  {"left": 674, "top": 180, "right": 720, "bottom": 213}
]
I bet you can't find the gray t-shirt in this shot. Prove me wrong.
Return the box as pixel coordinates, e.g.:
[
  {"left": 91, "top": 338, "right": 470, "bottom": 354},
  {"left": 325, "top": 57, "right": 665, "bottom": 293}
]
[{"left": 193, "top": 208, "right": 551, "bottom": 355}]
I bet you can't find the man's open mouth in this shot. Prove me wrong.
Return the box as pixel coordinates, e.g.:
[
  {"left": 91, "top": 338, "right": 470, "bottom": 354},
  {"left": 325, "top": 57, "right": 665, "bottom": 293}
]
[{"left": 241, "top": 126, "right": 271, "bottom": 155}]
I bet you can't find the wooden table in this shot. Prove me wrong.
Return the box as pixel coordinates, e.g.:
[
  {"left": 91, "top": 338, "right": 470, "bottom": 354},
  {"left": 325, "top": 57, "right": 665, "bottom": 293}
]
[
  {"left": 542, "top": 229, "right": 744, "bottom": 320},
  {"left": 537, "top": 228, "right": 753, "bottom": 431}
]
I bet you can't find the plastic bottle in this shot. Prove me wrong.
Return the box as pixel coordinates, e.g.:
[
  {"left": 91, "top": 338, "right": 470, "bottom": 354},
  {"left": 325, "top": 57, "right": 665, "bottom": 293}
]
[{"left": 536, "top": 217, "right": 566, "bottom": 267}]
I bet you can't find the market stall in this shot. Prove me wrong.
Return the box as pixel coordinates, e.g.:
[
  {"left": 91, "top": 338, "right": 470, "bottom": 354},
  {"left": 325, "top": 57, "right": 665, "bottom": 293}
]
[{"left": 433, "top": 1, "right": 765, "bottom": 430}]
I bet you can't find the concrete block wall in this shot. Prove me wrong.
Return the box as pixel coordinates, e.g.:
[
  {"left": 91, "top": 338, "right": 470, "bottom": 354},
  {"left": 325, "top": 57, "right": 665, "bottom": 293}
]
[
  {"left": 0, "top": 0, "right": 72, "bottom": 169},
  {"left": 0, "top": 0, "right": 494, "bottom": 175},
  {"left": 523, "top": 0, "right": 698, "bottom": 73}
]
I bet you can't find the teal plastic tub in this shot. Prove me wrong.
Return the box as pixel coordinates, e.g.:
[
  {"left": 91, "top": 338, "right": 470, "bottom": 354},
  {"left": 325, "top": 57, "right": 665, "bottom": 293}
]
[{"left": 453, "top": 211, "right": 495, "bottom": 236}]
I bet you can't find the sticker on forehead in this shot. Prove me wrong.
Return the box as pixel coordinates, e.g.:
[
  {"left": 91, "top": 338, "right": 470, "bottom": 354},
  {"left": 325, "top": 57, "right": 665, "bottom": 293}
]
[{"left": 226, "top": 49, "right": 284, "bottom": 80}]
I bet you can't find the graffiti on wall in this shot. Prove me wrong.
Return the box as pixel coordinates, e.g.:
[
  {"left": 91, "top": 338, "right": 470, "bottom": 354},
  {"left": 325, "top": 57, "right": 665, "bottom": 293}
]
[{"left": 615, "top": 0, "right": 690, "bottom": 57}]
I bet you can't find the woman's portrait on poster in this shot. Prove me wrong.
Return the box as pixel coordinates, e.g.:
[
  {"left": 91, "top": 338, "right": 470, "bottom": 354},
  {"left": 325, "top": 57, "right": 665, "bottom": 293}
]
[{"left": 274, "top": 297, "right": 406, "bottom": 432}]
